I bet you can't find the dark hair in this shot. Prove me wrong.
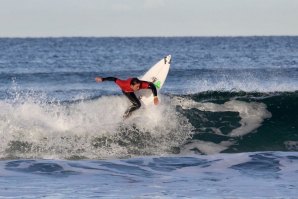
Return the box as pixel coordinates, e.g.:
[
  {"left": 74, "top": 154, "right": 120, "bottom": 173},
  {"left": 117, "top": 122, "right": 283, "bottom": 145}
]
[{"left": 130, "top": 78, "right": 141, "bottom": 85}]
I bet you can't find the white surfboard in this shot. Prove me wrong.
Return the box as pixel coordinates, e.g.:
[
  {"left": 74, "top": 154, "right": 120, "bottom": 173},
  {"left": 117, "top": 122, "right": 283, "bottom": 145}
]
[{"left": 136, "top": 55, "right": 171, "bottom": 105}]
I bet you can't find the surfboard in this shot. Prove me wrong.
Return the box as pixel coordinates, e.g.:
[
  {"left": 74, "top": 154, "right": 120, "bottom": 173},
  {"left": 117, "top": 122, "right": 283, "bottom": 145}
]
[{"left": 136, "top": 55, "right": 171, "bottom": 105}]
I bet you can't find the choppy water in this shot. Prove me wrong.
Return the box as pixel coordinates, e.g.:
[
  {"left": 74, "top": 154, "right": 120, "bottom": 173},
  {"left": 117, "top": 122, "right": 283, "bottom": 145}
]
[
  {"left": 0, "top": 37, "right": 297, "bottom": 198},
  {"left": 1, "top": 152, "right": 297, "bottom": 198}
]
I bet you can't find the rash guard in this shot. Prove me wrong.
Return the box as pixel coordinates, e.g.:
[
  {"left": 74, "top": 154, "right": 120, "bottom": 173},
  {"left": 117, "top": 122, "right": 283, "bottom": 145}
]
[{"left": 102, "top": 77, "right": 157, "bottom": 96}]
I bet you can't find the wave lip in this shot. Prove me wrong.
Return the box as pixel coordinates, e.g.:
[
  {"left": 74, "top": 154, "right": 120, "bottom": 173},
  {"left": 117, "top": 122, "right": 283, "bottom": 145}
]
[{"left": 168, "top": 68, "right": 298, "bottom": 94}]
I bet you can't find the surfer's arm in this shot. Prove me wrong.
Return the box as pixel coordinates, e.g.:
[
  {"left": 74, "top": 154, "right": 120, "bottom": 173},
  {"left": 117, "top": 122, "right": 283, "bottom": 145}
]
[
  {"left": 143, "top": 81, "right": 159, "bottom": 104},
  {"left": 148, "top": 82, "right": 158, "bottom": 97},
  {"left": 140, "top": 81, "right": 158, "bottom": 105},
  {"left": 102, "top": 77, "right": 117, "bottom": 82},
  {"left": 95, "top": 76, "right": 117, "bottom": 83},
  {"left": 148, "top": 82, "right": 159, "bottom": 105}
]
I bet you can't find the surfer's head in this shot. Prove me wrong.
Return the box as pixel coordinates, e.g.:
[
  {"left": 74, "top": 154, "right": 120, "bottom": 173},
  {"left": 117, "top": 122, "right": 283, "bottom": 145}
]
[{"left": 130, "top": 78, "right": 141, "bottom": 91}]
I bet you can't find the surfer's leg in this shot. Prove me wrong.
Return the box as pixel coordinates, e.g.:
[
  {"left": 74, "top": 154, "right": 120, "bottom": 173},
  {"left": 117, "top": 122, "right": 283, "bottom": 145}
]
[{"left": 123, "top": 92, "right": 141, "bottom": 118}]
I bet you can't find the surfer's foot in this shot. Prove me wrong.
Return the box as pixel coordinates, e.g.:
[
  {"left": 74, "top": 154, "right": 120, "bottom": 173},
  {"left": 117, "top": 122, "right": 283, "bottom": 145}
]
[{"left": 123, "top": 112, "right": 132, "bottom": 120}]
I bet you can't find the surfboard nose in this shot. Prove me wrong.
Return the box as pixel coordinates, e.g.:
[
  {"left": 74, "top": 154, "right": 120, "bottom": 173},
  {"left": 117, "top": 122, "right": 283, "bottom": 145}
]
[{"left": 164, "top": 55, "right": 171, "bottom": 64}]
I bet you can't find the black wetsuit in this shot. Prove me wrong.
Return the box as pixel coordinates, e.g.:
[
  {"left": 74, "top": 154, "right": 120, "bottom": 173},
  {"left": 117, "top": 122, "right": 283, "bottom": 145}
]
[{"left": 102, "top": 77, "right": 157, "bottom": 118}]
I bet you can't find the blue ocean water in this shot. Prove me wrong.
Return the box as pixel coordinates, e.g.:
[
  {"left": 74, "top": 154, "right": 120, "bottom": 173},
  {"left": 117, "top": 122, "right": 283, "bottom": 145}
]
[{"left": 0, "top": 37, "right": 298, "bottom": 198}]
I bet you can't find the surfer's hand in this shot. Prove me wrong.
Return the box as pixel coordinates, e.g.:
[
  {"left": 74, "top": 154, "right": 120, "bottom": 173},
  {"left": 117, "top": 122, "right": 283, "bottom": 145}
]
[
  {"left": 95, "top": 77, "right": 103, "bottom": 83},
  {"left": 154, "top": 96, "right": 159, "bottom": 105}
]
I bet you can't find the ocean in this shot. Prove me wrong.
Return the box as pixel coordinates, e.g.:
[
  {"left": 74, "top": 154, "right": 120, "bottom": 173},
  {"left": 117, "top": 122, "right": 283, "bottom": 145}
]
[{"left": 0, "top": 37, "right": 297, "bottom": 198}]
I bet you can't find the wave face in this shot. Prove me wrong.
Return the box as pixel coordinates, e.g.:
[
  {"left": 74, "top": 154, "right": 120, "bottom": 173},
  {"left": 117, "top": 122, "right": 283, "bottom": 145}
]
[
  {"left": 175, "top": 91, "right": 298, "bottom": 155},
  {"left": 0, "top": 87, "right": 297, "bottom": 159}
]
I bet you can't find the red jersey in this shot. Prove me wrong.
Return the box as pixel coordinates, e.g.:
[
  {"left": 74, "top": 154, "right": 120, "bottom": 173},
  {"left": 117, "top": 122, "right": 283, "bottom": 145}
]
[
  {"left": 101, "top": 77, "right": 157, "bottom": 96},
  {"left": 115, "top": 78, "right": 150, "bottom": 92}
]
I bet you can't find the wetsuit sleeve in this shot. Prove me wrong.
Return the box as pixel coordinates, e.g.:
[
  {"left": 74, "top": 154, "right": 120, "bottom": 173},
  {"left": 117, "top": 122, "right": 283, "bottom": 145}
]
[
  {"left": 148, "top": 82, "right": 158, "bottom": 97},
  {"left": 102, "top": 77, "right": 117, "bottom": 82}
]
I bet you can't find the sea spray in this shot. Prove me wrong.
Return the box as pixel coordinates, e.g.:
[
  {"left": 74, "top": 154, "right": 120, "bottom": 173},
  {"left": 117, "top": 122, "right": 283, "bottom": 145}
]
[{"left": 0, "top": 85, "right": 193, "bottom": 159}]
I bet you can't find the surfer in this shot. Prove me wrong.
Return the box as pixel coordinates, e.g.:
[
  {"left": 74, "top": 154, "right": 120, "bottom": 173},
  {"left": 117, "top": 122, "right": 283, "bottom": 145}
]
[{"left": 95, "top": 77, "right": 159, "bottom": 118}]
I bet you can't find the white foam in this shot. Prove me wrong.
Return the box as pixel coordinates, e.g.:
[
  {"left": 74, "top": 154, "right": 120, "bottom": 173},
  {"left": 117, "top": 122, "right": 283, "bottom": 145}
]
[
  {"left": 225, "top": 100, "right": 272, "bottom": 137},
  {"left": 284, "top": 141, "right": 298, "bottom": 151},
  {"left": 0, "top": 95, "right": 193, "bottom": 159},
  {"left": 175, "top": 97, "right": 272, "bottom": 137},
  {"left": 180, "top": 140, "right": 235, "bottom": 155}
]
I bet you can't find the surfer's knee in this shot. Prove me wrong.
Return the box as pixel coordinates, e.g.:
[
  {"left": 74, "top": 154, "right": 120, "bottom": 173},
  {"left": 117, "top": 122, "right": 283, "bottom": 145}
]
[
  {"left": 135, "top": 101, "right": 141, "bottom": 109},
  {"left": 132, "top": 100, "right": 141, "bottom": 110}
]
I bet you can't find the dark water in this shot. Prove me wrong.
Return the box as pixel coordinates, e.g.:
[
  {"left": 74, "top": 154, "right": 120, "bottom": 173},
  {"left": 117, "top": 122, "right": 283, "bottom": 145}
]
[{"left": 0, "top": 37, "right": 298, "bottom": 198}]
